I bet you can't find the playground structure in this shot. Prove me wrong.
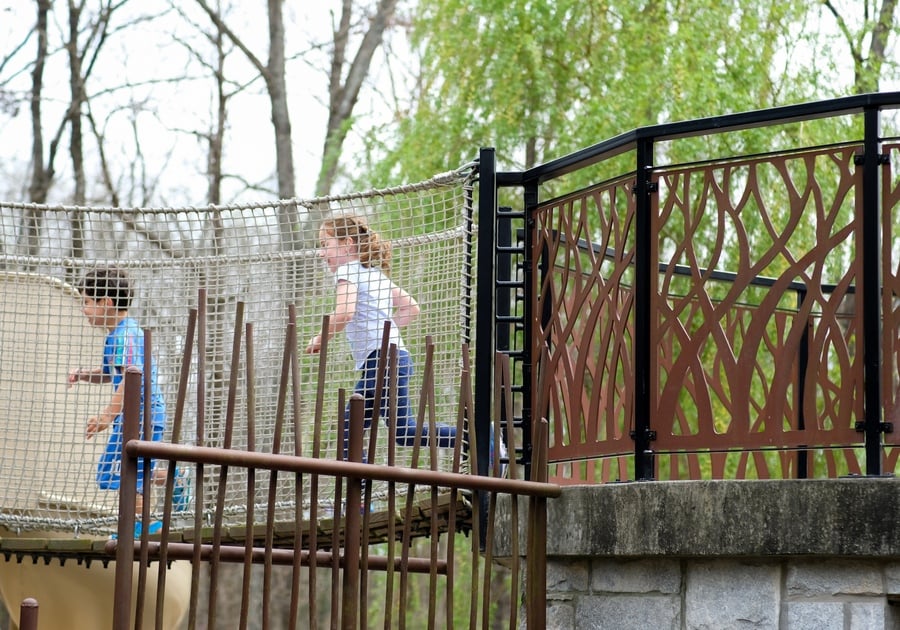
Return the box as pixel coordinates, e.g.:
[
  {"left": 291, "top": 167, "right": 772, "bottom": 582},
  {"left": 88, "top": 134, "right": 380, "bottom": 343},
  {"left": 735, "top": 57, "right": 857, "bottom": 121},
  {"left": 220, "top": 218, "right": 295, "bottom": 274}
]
[
  {"left": 0, "top": 170, "right": 517, "bottom": 627},
  {"left": 0, "top": 170, "right": 478, "bottom": 538},
  {"left": 0, "top": 273, "right": 110, "bottom": 526},
  {"left": 0, "top": 92, "right": 898, "bottom": 627},
  {"left": 106, "top": 309, "right": 553, "bottom": 629}
]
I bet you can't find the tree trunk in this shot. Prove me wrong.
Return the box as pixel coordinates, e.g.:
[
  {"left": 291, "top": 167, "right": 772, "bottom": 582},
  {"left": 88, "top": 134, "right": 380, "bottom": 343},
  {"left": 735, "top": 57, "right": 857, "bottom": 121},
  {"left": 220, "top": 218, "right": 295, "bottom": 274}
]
[
  {"left": 193, "top": 0, "right": 299, "bottom": 251},
  {"left": 17, "top": 0, "right": 53, "bottom": 271},
  {"left": 208, "top": 17, "right": 227, "bottom": 207},
  {"left": 28, "top": 0, "right": 51, "bottom": 205},
  {"left": 67, "top": 0, "right": 86, "bottom": 206},
  {"left": 266, "top": 0, "right": 294, "bottom": 204},
  {"left": 66, "top": 0, "right": 87, "bottom": 276},
  {"left": 824, "top": 0, "right": 899, "bottom": 93},
  {"left": 314, "top": 0, "right": 398, "bottom": 199},
  {"left": 862, "top": 0, "right": 899, "bottom": 92}
]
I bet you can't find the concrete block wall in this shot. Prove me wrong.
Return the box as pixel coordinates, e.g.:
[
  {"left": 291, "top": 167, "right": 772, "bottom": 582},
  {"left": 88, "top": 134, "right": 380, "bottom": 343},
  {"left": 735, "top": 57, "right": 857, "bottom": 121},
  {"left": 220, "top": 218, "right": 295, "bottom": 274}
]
[
  {"left": 537, "top": 557, "right": 899, "bottom": 629},
  {"left": 495, "top": 478, "right": 900, "bottom": 629}
]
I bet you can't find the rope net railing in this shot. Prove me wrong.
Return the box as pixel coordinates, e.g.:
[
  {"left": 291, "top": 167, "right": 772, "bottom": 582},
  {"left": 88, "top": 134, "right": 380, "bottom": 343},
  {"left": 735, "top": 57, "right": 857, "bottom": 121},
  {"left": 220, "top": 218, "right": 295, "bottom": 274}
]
[{"left": 0, "top": 168, "right": 476, "bottom": 535}]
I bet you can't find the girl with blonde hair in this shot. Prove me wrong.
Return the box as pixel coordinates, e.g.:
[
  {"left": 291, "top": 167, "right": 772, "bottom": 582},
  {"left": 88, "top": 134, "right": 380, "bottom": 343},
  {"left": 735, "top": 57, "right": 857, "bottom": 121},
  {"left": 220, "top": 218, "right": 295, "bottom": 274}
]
[{"left": 305, "top": 215, "right": 456, "bottom": 460}]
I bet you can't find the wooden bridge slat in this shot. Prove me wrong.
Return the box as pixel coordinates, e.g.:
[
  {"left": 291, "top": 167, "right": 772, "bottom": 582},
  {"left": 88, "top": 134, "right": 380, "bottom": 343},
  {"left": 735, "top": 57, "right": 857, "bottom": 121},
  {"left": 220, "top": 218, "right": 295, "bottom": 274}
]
[{"left": 0, "top": 495, "right": 472, "bottom": 564}]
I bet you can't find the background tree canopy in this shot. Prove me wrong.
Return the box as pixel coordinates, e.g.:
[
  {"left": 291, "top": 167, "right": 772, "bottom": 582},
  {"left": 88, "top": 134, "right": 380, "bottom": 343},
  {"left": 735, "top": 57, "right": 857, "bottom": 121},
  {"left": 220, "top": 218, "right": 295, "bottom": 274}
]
[
  {"left": 0, "top": 1, "right": 897, "bottom": 204},
  {"left": 359, "top": 0, "right": 900, "bottom": 188}
]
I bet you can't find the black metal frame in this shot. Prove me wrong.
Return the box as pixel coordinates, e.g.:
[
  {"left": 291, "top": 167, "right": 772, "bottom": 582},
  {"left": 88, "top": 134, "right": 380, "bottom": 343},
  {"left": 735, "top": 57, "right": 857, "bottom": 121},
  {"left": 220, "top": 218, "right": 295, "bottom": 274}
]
[{"left": 475, "top": 92, "right": 900, "bottom": 481}]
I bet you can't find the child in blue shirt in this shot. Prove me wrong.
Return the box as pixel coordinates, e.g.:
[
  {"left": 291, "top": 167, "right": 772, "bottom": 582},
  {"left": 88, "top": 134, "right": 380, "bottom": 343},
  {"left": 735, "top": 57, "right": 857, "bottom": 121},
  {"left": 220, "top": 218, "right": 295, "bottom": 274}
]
[{"left": 68, "top": 267, "right": 166, "bottom": 532}]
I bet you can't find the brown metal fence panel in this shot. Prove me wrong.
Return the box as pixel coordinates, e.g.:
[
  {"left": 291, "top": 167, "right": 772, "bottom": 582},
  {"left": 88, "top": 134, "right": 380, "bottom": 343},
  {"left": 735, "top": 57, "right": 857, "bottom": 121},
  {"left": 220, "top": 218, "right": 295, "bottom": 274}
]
[
  {"left": 532, "top": 135, "right": 898, "bottom": 481},
  {"left": 652, "top": 147, "right": 864, "bottom": 455},
  {"left": 533, "top": 177, "right": 637, "bottom": 483}
]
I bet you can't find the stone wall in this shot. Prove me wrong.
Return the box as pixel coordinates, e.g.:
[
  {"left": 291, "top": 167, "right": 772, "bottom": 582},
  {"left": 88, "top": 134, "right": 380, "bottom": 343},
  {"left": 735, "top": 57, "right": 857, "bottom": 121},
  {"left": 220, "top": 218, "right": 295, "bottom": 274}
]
[{"left": 495, "top": 478, "right": 900, "bottom": 629}]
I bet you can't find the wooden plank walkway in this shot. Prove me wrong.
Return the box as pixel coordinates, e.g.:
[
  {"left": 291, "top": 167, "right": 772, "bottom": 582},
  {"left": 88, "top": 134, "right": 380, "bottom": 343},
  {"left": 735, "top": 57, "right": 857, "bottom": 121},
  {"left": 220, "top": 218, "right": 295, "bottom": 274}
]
[{"left": 0, "top": 493, "right": 474, "bottom": 565}]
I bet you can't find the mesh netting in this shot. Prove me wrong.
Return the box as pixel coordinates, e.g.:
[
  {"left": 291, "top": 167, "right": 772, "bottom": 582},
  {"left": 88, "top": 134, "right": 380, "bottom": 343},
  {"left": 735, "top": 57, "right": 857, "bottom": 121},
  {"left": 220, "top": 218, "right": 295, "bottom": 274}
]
[{"left": 0, "top": 168, "right": 476, "bottom": 534}]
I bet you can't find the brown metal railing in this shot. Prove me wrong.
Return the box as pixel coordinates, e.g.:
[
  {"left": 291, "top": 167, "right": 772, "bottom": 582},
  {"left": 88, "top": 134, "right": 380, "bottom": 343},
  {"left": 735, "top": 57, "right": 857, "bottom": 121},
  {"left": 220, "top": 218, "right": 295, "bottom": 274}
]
[
  {"left": 108, "top": 301, "right": 560, "bottom": 629},
  {"left": 18, "top": 599, "right": 38, "bottom": 630}
]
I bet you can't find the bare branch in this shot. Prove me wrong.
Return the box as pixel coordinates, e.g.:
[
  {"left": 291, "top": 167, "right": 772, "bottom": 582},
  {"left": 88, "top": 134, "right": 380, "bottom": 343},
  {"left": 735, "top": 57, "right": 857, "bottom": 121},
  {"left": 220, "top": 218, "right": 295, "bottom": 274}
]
[
  {"left": 868, "top": 0, "right": 899, "bottom": 81},
  {"left": 85, "top": 103, "right": 119, "bottom": 206},
  {"left": 0, "top": 26, "right": 35, "bottom": 79},
  {"left": 821, "top": 0, "right": 864, "bottom": 66},
  {"left": 192, "top": 0, "right": 268, "bottom": 80},
  {"left": 88, "top": 74, "right": 216, "bottom": 100},
  {"left": 222, "top": 173, "right": 277, "bottom": 197}
]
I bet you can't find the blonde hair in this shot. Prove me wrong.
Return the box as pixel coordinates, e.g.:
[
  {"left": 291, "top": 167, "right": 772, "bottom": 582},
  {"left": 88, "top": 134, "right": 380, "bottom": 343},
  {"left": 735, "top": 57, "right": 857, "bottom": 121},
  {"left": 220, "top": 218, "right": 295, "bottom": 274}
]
[{"left": 321, "top": 215, "right": 392, "bottom": 274}]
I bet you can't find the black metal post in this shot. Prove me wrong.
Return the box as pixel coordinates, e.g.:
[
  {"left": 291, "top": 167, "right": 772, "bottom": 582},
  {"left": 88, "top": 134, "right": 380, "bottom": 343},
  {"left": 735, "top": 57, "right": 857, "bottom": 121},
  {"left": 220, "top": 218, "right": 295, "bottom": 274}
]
[
  {"left": 861, "top": 106, "right": 884, "bottom": 475},
  {"left": 475, "top": 147, "right": 497, "bottom": 477},
  {"left": 523, "top": 181, "right": 541, "bottom": 482},
  {"left": 633, "top": 135, "right": 656, "bottom": 481},
  {"left": 796, "top": 288, "right": 809, "bottom": 479}
]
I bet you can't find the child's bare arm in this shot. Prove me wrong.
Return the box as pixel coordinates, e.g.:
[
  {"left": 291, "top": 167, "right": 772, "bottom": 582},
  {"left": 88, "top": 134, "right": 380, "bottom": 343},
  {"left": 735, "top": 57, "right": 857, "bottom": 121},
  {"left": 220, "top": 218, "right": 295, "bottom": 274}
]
[
  {"left": 67, "top": 367, "right": 112, "bottom": 388},
  {"left": 391, "top": 286, "right": 420, "bottom": 327},
  {"left": 85, "top": 386, "right": 124, "bottom": 439},
  {"left": 306, "top": 280, "right": 358, "bottom": 353}
]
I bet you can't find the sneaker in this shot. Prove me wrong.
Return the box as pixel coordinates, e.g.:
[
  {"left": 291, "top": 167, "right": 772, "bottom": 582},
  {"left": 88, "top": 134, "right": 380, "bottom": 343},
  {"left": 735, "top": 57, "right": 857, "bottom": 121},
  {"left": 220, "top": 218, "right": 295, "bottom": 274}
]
[
  {"left": 489, "top": 432, "right": 509, "bottom": 477},
  {"left": 134, "top": 520, "right": 162, "bottom": 537},
  {"left": 110, "top": 520, "right": 163, "bottom": 540}
]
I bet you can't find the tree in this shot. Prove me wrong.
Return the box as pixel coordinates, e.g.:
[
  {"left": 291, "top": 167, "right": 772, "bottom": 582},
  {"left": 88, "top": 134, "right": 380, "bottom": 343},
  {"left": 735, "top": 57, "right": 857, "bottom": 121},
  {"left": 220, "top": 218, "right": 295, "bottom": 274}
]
[
  {"left": 2, "top": 2, "right": 407, "bottom": 213},
  {"left": 12, "top": 0, "right": 52, "bottom": 268},
  {"left": 13, "top": 0, "right": 128, "bottom": 269},
  {"left": 361, "top": 0, "right": 898, "bottom": 188},
  {"left": 192, "top": 0, "right": 404, "bottom": 249},
  {"left": 192, "top": 0, "right": 301, "bottom": 253},
  {"left": 315, "top": 0, "right": 399, "bottom": 198},
  {"left": 823, "top": 0, "right": 899, "bottom": 93},
  {"left": 28, "top": 0, "right": 51, "bottom": 206}
]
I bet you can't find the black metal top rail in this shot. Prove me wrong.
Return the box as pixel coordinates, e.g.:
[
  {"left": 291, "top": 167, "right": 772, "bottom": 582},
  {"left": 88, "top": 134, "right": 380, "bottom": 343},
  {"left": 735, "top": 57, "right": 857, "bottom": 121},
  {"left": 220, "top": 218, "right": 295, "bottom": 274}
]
[{"left": 502, "top": 91, "right": 900, "bottom": 186}]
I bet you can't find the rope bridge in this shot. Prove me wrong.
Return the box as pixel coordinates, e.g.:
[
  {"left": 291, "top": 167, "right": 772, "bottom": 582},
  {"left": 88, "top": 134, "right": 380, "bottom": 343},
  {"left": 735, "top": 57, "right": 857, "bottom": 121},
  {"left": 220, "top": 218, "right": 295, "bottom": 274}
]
[{"left": 0, "top": 167, "right": 476, "bottom": 546}]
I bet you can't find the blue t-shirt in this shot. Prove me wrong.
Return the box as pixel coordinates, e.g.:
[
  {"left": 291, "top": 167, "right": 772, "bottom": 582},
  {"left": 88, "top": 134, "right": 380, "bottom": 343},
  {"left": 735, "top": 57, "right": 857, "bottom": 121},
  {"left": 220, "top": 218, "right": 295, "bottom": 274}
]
[
  {"left": 102, "top": 317, "right": 166, "bottom": 427},
  {"left": 96, "top": 317, "right": 165, "bottom": 490}
]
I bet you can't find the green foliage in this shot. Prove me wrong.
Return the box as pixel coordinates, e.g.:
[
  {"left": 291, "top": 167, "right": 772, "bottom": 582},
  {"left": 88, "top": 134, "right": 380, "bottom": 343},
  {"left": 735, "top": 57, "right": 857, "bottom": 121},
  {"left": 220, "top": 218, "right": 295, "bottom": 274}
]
[
  {"left": 355, "top": 0, "right": 880, "bottom": 187},
  {"left": 348, "top": 0, "right": 900, "bottom": 482},
  {"left": 363, "top": 533, "right": 513, "bottom": 626}
]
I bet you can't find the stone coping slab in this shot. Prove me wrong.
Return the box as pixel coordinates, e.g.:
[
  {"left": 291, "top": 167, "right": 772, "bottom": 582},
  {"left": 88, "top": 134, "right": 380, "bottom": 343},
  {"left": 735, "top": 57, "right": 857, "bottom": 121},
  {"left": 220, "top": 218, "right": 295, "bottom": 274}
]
[{"left": 494, "top": 477, "right": 899, "bottom": 558}]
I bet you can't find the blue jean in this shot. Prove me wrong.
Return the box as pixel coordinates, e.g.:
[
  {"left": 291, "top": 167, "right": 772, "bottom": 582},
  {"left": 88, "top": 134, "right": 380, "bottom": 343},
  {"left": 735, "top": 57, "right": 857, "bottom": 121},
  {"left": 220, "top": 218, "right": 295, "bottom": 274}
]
[{"left": 342, "top": 349, "right": 457, "bottom": 460}]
